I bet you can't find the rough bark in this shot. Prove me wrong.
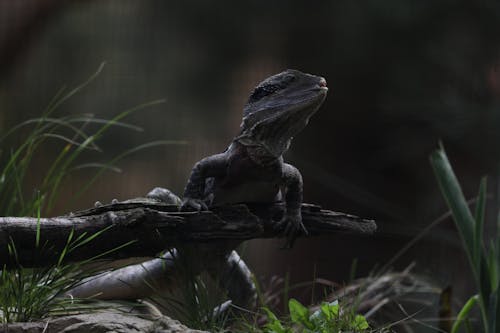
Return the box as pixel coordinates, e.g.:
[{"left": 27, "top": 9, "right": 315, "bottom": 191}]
[{"left": 0, "top": 202, "right": 376, "bottom": 267}]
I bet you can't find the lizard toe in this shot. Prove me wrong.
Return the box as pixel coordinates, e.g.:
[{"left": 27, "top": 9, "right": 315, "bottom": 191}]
[{"left": 180, "top": 198, "right": 208, "bottom": 212}]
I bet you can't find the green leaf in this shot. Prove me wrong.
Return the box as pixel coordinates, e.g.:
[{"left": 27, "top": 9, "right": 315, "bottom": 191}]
[
  {"left": 353, "top": 314, "right": 369, "bottom": 330},
  {"left": 289, "top": 298, "right": 313, "bottom": 329},
  {"left": 322, "top": 301, "right": 339, "bottom": 319},
  {"left": 263, "top": 307, "right": 288, "bottom": 333},
  {"left": 320, "top": 302, "right": 333, "bottom": 320}
]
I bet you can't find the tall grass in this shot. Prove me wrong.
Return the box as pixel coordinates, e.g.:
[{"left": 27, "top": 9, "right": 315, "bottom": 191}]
[
  {"left": 0, "top": 62, "right": 174, "bottom": 216},
  {"left": 0, "top": 227, "right": 135, "bottom": 323},
  {"left": 430, "top": 145, "right": 500, "bottom": 333},
  {"left": 0, "top": 63, "right": 179, "bottom": 323}
]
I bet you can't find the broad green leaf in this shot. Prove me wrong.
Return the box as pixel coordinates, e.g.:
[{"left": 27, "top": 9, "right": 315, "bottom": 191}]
[
  {"left": 323, "top": 301, "right": 339, "bottom": 319},
  {"left": 263, "top": 307, "right": 288, "bottom": 333},
  {"left": 354, "top": 314, "right": 369, "bottom": 330},
  {"left": 289, "top": 298, "right": 313, "bottom": 329},
  {"left": 320, "top": 302, "right": 334, "bottom": 320}
]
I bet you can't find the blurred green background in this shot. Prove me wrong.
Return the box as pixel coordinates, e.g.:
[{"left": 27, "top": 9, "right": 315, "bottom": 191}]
[{"left": 1, "top": 0, "right": 500, "bottom": 328}]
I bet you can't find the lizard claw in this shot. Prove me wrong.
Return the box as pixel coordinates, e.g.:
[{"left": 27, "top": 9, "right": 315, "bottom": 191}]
[
  {"left": 180, "top": 198, "right": 209, "bottom": 212},
  {"left": 277, "top": 211, "right": 308, "bottom": 249}
]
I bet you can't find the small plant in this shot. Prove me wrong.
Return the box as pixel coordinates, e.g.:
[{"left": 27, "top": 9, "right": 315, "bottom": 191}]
[
  {"left": 430, "top": 145, "right": 500, "bottom": 333},
  {"left": 148, "top": 249, "right": 231, "bottom": 331},
  {"left": 0, "top": 227, "right": 133, "bottom": 323},
  {"left": 263, "top": 298, "right": 370, "bottom": 333}
]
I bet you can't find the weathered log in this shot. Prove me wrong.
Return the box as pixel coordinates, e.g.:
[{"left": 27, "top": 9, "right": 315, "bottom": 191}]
[{"left": 0, "top": 202, "right": 376, "bottom": 267}]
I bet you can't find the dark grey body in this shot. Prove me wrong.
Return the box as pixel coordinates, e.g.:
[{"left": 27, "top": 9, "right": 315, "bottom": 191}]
[
  {"left": 68, "top": 70, "right": 328, "bottom": 312},
  {"left": 198, "top": 143, "right": 284, "bottom": 205},
  {"left": 176, "top": 69, "right": 327, "bottom": 309},
  {"left": 182, "top": 69, "right": 328, "bottom": 247}
]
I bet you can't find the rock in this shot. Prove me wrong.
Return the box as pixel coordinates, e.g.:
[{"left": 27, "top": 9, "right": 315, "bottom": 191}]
[{"left": 1, "top": 312, "right": 209, "bottom": 333}]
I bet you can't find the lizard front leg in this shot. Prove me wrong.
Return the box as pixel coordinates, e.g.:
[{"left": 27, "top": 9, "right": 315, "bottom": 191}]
[
  {"left": 181, "top": 153, "right": 228, "bottom": 211},
  {"left": 279, "top": 163, "right": 308, "bottom": 248}
]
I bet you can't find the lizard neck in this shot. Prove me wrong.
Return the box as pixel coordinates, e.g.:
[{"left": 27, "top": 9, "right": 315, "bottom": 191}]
[
  {"left": 230, "top": 140, "right": 282, "bottom": 166},
  {"left": 233, "top": 124, "right": 291, "bottom": 160}
]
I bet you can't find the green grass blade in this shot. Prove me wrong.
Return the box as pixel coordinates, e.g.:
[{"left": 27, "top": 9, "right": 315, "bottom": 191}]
[
  {"left": 430, "top": 147, "right": 476, "bottom": 276},
  {"left": 35, "top": 192, "right": 41, "bottom": 248},
  {"left": 451, "top": 294, "right": 479, "bottom": 333},
  {"left": 67, "top": 117, "right": 143, "bottom": 132},
  {"left": 82, "top": 240, "right": 137, "bottom": 264},
  {"left": 495, "top": 282, "right": 500, "bottom": 333},
  {"left": 44, "top": 100, "right": 165, "bottom": 212},
  {"left": 69, "top": 140, "right": 184, "bottom": 205},
  {"left": 57, "top": 229, "right": 74, "bottom": 266},
  {"left": 1, "top": 117, "right": 100, "bottom": 151},
  {"left": 92, "top": 99, "right": 165, "bottom": 141},
  {"left": 47, "top": 62, "right": 105, "bottom": 115},
  {"left": 474, "top": 177, "right": 487, "bottom": 268},
  {"left": 70, "top": 163, "right": 122, "bottom": 173},
  {"left": 67, "top": 225, "right": 113, "bottom": 253},
  {"left": 39, "top": 86, "right": 66, "bottom": 122},
  {"left": 488, "top": 290, "right": 498, "bottom": 333},
  {"left": 40, "top": 133, "right": 99, "bottom": 151}
]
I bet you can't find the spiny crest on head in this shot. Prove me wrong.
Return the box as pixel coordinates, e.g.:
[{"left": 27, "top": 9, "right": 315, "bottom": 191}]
[{"left": 244, "top": 69, "right": 299, "bottom": 117}]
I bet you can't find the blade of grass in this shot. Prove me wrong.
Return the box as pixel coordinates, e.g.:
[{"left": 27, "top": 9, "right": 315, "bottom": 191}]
[
  {"left": 69, "top": 140, "right": 185, "bottom": 205},
  {"left": 57, "top": 229, "right": 75, "bottom": 266},
  {"left": 67, "top": 225, "right": 114, "bottom": 253},
  {"left": 70, "top": 163, "right": 122, "bottom": 173},
  {"left": 474, "top": 177, "right": 487, "bottom": 269},
  {"left": 430, "top": 146, "right": 476, "bottom": 275},
  {"left": 1, "top": 117, "right": 101, "bottom": 151},
  {"left": 35, "top": 191, "right": 41, "bottom": 248},
  {"left": 431, "top": 146, "right": 495, "bottom": 333},
  {"left": 451, "top": 294, "right": 478, "bottom": 333},
  {"left": 44, "top": 100, "right": 166, "bottom": 212},
  {"left": 47, "top": 62, "right": 106, "bottom": 116},
  {"left": 68, "top": 116, "right": 143, "bottom": 132}
]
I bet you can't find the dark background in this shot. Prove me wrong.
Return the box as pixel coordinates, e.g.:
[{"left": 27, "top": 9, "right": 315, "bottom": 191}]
[{"left": 1, "top": 0, "right": 500, "bottom": 329}]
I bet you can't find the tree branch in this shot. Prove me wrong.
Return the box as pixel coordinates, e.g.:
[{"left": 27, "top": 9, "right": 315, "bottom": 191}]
[{"left": 0, "top": 202, "right": 376, "bottom": 267}]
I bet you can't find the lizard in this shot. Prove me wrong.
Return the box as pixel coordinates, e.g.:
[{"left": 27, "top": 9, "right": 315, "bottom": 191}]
[
  {"left": 67, "top": 69, "right": 328, "bottom": 312},
  {"left": 180, "top": 69, "right": 328, "bottom": 248}
]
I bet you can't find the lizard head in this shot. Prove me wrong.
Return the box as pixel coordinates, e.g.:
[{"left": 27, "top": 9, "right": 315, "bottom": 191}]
[{"left": 236, "top": 69, "right": 328, "bottom": 158}]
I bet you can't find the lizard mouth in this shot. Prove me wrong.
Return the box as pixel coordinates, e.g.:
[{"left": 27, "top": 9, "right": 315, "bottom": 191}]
[{"left": 316, "top": 78, "right": 328, "bottom": 91}]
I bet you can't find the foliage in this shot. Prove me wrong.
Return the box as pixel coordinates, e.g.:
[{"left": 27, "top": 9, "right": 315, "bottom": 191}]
[
  {"left": 148, "top": 249, "right": 230, "bottom": 331},
  {"left": 430, "top": 145, "right": 500, "bottom": 333},
  {"left": 0, "top": 64, "right": 175, "bottom": 323},
  {"left": 0, "top": 62, "right": 170, "bottom": 217},
  {"left": 0, "top": 226, "right": 134, "bottom": 323},
  {"left": 263, "top": 298, "right": 370, "bottom": 333}
]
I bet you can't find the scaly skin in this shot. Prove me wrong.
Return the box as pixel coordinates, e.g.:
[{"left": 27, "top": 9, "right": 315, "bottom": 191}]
[{"left": 182, "top": 69, "right": 328, "bottom": 248}]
